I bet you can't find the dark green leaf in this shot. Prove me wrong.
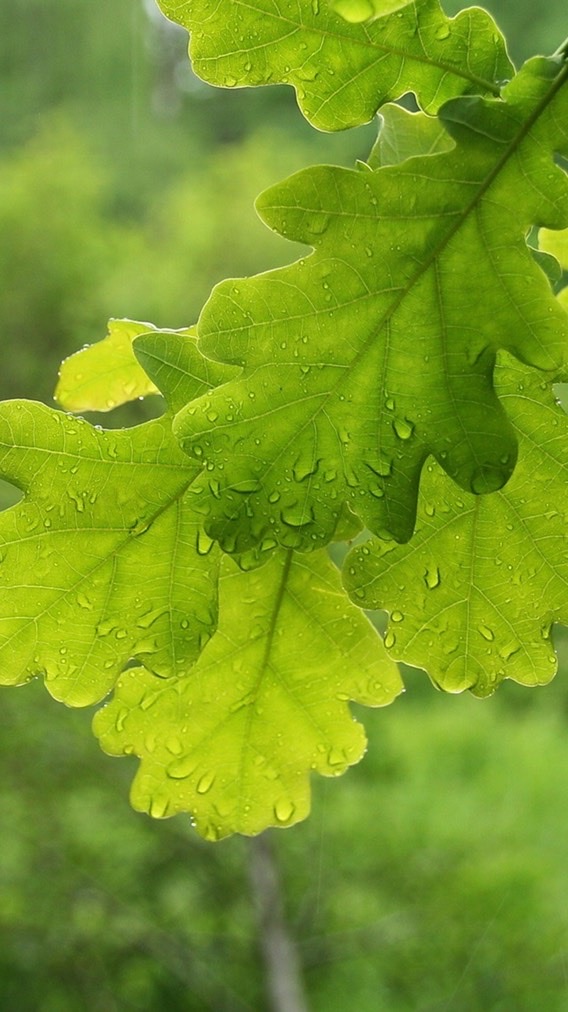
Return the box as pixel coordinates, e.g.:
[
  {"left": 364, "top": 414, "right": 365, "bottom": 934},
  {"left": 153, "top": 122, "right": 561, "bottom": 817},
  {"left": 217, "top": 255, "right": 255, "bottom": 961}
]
[
  {"left": 344, "top": 356, "right": 568, "bottom": 697},
  {"left": 173, "top": 58, "right": 568, "bottom": 552}
]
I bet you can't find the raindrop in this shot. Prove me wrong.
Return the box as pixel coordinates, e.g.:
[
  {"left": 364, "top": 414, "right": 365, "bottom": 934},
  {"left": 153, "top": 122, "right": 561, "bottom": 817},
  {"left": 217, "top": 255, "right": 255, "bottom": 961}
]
[
  {"left": 306, "top": 213, "right": 330, "bottom": 236},
  {"left": 499, "top": 641, "right": 520, "bottom": 661},
  {"left": 196, "top": 771, "right": 216, "bottom": 794},
  {"left": 478, "top": 624, "right": 494, "bottom": 642},
  {"left": 115, "top": 708, "right": 129, "bottom": 732},
  {"left": 424, "top": 565, "right": 440, "bottom": 589},
  {"left": 196, "top": 529, "right": 215, "bottom": 556},
  {"left": 393, "top": 417, "right": 414, "bottom": 440},
  {"left": 327, "top": 747, "right": 348, "bottom": 769},
  {"left": 281, "top": 504, "right": 312, "bottom": 528},
  {"left": 167, "top": 755, "right": 198, "bottom": 780},
  {"left": 274, "top": 798, "right": 296, "bottom": 824},
  {"left": 149, "top": 794, "right": 170, "bottom": 818},
  {"left": 470, "top": 464, "right": 506, "bottom": 494}
]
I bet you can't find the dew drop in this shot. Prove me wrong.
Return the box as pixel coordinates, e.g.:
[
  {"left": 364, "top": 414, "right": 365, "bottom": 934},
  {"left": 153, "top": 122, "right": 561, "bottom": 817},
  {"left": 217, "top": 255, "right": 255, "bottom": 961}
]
[
  {"left": 478, "top": 624, "right": 494, "bottom": 642},
  {"left": 274, "top": 798, "right": 296, "bottom": 824},
  {"left": 393, "top": 417, "right": 414, "bottom": 440},
  {"left": 196, "top": 529, "right": 215, "bottom": 556},
  {"left": 149, "top": 794, "right": 170, "bottom": 818},
  {"left": 499, "top": 641, "right": 520, "bottom": 661},
  {"left": 167, "top": 755, "right": 198, "bottom": 780},
  {"left": 196, "top": 771, "right": 216, "bottom": 794},
  {"left": 306, "top": 213, "right": 330, "bottom": 236},
  {"left": 115, "top": 707, "right": 128, "bottom": 733},
  {"left": 327, "top": 746, "right": 348, "bottom": 769},
  {"left": 470, "top": 464, "right": 506, "bottom": 495},
  {"left": 166, "top": 736, "right": 183, "bottom": 756},
  {"left": 424, "top": 565, "right": 440, "bottom": 589},
  {"left": 281, "top": 504, "right": 312, "bottom": 528}
]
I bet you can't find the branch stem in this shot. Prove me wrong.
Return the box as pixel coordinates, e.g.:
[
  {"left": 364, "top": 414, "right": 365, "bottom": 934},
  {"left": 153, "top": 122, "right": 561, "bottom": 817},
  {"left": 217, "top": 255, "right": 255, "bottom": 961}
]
[{"left": 247, "top": 834, "right": 309, "bottom": 1012}]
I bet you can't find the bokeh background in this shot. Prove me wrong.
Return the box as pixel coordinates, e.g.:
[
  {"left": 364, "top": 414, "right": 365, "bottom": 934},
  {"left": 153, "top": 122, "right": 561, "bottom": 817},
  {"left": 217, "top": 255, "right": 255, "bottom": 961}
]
[{"left": 1, "top": 1, "right": 567, "bottom": 1008}]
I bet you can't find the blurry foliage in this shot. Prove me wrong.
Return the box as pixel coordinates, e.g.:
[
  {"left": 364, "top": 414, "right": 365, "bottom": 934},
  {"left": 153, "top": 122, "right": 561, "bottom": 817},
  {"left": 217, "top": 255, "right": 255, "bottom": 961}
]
[
  {"left": 0, "top": 118, "right": 122, "bottom": 403},
  {"left": 1, "top": 0, "right": 568, "bottom": 1008},
  {"left": 2, "top": 670, "right": 568, "bottom": 1010}
]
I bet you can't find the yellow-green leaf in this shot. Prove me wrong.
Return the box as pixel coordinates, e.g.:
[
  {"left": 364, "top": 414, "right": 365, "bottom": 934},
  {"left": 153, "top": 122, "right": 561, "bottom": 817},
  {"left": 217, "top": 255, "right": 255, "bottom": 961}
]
[{"left": 94, "top": 548, "right": 402, "bottom": 838}]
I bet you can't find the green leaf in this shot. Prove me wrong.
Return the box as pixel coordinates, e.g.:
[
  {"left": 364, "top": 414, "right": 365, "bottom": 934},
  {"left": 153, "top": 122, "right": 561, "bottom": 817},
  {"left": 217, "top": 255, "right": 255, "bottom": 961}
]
[
  {"left": 343, "top": 356, "right": 568, "bottom": 698},
  {"left": 173, "top": 57, "right": 568, "bottom": 553},
  {"left": 368, "top": 103, "right": 454, "bottom": 169},
  {"left": 540, "top": 225, "right": 568, "bottom": 272},
  {"left": 133, "top": 327, "right": 238, "bottom": 415},
  {"left": 55, "top": 319, "right": 164, "bottom": 412},
  {"left": 0, "top": 332, "right": 235, "bottom": 705},
  {"left": 93, "top": 548, "right": 402, "bottom": 838},
  {"left": 332, "top": 0, "right": 414, "bottom": 22},
  {"left": 0, "top": 405, "right": 219, "bottom": 705},
  {"left": 157, "top": 0, "right": 511, "bottom": 130}
]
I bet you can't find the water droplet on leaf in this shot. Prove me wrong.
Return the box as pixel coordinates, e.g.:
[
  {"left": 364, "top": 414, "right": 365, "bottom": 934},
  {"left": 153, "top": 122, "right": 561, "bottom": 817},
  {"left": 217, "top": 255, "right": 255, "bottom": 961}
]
[{"left": 274, "top": 799, "right": 296, "bottom": 824}]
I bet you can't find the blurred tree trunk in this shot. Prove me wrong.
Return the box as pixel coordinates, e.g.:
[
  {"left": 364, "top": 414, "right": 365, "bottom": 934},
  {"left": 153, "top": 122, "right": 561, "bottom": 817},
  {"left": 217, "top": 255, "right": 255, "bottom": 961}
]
[{"left": 247, "top": 835, "right": 309, "bottom": 1012}]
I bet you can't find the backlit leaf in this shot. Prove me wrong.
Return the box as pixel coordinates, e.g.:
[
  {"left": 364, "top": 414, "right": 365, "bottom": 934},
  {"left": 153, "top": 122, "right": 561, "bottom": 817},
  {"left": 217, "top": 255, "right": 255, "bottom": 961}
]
[
  {"left": 157, "top": 0, "right": 511, "bottom": 130},
  {"left": 173, "top": 57, "right": 568, "bottom": 553},
  {"left": 56, "top": 318, "right": 163, "bottom": 412},
  {"left": 332, "top": 0, "right": 415, "bottom": 22},
  {"left": 0, "top": 332, "right": 233, "bottom": 705},
  {"left": 133, "top": 327, "right": 239, "bottom": 414},
  {"left": 540, "top": 227, "right": 568, "bottom": 265},
  {"left": 94, "top": 548, "right": 402, "bottom": 838},
  {"left": 343, "top": 356, "right": 568, "bottom": 697},
  {"left": 368, "top": 103, "right": 454, "bottom": 169}
]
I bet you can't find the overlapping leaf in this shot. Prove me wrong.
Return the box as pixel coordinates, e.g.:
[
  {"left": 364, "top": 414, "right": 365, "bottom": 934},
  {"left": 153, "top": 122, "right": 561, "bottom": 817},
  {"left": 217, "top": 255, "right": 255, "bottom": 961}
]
[
  {"left": 540, "top": 226, "right": 568, "bottom": 306},
  {"left": 343, "top": 356, "right": 568, "bottom": 697},
  {"left": 158, "top": 0, "right": 511, "bottom": 130},
  {"left": 94, "top": 548, "right": 402, "bottom": 838},
  {"left": 173, "top": 57, "right": 568, "bottom": 554},
  {"left": 55, "top": 319, "right": 175, "bottom": 412},
  {"left": 0, "top": 330, "right": 232, "bottom": 705},
  {"left": 368, "top": 102, "right": 454, "bottom": 168}
]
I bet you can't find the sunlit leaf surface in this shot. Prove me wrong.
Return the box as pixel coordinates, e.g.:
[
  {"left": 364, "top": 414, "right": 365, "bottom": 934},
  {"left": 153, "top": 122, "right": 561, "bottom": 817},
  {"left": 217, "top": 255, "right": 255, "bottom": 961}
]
[
  {"left": 368, "top": 103, "right": 454, "bottom": 168},
  {"left": 158, "top": 0, "right": 511, "bottom": 129},
  {"left": 56, "top": 319, "right": 165, "bottom": 412},
  {"left": 0, "top": 332, "right": 233, "bottom": 705},
  {"left": 332, "top": 0, "right": 416, "bottom": 22},
  {"left": 174, "top": 58, "right": 568, "bottom": 552},
  {"left": 94, "top": 548, "right": 402, "bottom": 838},
  {"left": 344, "top": 357, "right": 568, "bottom": 697}
]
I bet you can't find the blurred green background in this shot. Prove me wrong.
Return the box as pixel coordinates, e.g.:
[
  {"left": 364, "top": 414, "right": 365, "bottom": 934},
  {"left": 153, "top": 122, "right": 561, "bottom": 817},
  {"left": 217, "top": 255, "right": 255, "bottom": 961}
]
[{"left": 1, "top": 1, "right": 567, "bottom": 1009}]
